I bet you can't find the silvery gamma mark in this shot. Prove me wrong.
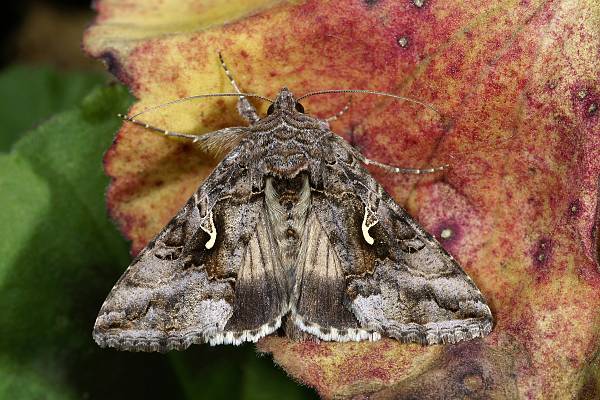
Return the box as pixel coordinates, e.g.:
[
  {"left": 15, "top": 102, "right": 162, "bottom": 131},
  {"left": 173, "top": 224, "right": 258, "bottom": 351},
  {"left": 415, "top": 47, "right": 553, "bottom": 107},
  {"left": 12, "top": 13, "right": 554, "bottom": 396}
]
[{"left": 94, "top": 55, "right": 493, "bottom": 352}]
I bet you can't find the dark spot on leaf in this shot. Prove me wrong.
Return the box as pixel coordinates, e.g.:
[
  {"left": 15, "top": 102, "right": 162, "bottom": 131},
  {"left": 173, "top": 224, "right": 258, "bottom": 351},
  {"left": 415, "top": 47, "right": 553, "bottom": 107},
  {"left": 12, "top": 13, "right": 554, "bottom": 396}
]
[
  {"left": 447, "top": 64, "right": 460, "bottom": 76},
  {"left": 532, "top": 237, "right": 553, "bottom": 280},
  {"left": 434, "top": 220, "right": 462, "bottom": 247},
  {"left": 577, "top": 367, "right": 600, "bottom": 400},
  {"left": 176, "top": 142, "right": 195, "bottom": 154},
  {"left": 572, "top": 85, "right": 599, "bottom": 121},
  {"left": 397, "top": 35, "right": 410, "bottom": 48},
  {"left": 99, "top": 50, "right": 132, "bottom": 87},
  {"left": 568, "top": 199, "right": 582, "bottom": 218},
  {"left": 440, "top": 228, "right": 453, "bottom": 240},
  {"left": 363, "top": 0, "right": 380, "bottom": 6},
  {"left": 460, "top": 371, "right": 485, "bottom": 393},
  {"left": 441, "top": 115, "right": 455, "bottom": 132}
]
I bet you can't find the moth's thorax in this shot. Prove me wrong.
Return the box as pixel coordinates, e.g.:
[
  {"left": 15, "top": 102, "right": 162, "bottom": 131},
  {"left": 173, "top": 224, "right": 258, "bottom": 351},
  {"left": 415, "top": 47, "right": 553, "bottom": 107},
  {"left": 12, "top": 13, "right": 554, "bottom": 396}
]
[{"left": 249, "top": 111, "right": 331, "bottom": 178}]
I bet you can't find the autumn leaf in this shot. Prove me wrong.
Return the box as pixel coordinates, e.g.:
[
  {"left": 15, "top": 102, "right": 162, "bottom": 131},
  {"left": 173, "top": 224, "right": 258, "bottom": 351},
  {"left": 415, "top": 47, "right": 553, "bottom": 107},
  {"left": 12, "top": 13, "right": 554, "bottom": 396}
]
[{"left": 84, "top": 0, "right": 600, "bottom": 398}]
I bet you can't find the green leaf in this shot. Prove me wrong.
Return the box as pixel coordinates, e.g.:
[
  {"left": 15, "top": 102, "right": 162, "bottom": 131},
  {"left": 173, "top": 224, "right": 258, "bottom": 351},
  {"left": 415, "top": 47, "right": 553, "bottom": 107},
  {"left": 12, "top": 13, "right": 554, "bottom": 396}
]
[
  {"left": 0, "top": 65, "right": 106, "bottom": 151},
  {"left": 241, "top": 351, "right": 317, "bottom": 400},
  {"left": 0, "top": 81, "right": 187, "bottom": 399},
  {"left": 0, "top": 357, "right": 76, "bottom": 400},
  {"left": 169, "top": 345, "right": 318, "bottom": 400}
]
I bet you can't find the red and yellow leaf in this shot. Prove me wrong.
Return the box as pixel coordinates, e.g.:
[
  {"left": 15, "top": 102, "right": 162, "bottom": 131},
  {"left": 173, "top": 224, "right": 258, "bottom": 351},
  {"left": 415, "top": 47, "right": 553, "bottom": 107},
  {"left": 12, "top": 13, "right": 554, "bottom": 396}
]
[{"left": 84, "top": 0, "right": 600, "bottom": 398}]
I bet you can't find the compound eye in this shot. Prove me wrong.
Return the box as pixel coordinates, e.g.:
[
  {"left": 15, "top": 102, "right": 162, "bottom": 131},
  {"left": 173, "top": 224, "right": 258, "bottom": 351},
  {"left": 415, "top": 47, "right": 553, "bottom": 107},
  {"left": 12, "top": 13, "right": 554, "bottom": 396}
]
[
  {"left": 294, "top": 102, "right": 305, "bottom": 113},
  {"left": 267, "top": 103, "right": 275, "bottom": 115}
]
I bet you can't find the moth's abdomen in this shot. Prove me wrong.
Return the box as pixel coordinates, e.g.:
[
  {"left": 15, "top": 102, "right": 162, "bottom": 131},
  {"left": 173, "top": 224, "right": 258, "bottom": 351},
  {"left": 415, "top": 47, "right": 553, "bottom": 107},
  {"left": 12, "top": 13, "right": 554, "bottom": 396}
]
[{"left": 264, "top": 174, "right": 311, "bottom": 287}]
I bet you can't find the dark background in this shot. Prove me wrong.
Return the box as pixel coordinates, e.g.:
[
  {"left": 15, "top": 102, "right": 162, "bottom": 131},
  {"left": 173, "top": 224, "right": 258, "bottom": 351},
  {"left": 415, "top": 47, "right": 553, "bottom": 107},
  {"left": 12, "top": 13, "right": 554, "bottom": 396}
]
[
  {"left": 1, "top": 0, "right": 102, "bottom": 70},
  {"left": 0, "top": 1, "right": 318, "bottom": 399}
]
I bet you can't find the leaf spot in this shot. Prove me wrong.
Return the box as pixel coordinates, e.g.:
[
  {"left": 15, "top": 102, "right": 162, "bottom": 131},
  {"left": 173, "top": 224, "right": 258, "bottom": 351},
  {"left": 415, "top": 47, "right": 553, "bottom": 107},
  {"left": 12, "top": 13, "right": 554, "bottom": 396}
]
[
  {"left": 568, "top": 199, "right": 581, "bottom": 218},
  {"left": 397, "top": 36, "right": 410, "bottom": 48},
  {"left": 440, "top": 228, "right": 453, "bottom": 240},
  {"left": 434, "top": 221, "right": 462, "bottom": 248},
  {"left": 533, "top": 237, "right": 553, "bottom": 271},
  {"left": 461, "top": 373, "right": 484, "bottom": 393}
]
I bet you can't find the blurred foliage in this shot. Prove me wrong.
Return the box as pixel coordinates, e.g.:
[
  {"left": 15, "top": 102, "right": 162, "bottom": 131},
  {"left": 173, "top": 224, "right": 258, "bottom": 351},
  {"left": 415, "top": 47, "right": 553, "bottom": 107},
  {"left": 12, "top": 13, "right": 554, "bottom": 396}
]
[
  {"left": 0, "top": 65, "right": 105, "bottom": 150},
  {"left": 0, "top": 66, "right": 317, "bottom": 400}
]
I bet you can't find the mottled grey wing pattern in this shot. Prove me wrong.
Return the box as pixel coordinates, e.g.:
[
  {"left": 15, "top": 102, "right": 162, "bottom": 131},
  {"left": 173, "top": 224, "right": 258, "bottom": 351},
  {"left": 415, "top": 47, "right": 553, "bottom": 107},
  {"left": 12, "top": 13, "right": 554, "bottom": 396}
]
[
  {"left": 291, "top": 137, "right": 493, "bottom": 344},
  {"left": 97, "top": 86, "right": 493, "bottom": 350},
  {"left": 291, "top": 211, "right": 379, "bottom": 341},
  {"left": 93, "top": 149, "right": 289, "bottom": 351}
]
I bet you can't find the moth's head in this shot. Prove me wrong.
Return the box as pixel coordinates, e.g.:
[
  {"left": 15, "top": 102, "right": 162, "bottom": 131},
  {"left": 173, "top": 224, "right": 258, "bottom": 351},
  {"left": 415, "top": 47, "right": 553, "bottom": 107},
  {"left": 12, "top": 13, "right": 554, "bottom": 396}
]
[{"left": 266, "top": 87, "right": 305, "bottom": 116}]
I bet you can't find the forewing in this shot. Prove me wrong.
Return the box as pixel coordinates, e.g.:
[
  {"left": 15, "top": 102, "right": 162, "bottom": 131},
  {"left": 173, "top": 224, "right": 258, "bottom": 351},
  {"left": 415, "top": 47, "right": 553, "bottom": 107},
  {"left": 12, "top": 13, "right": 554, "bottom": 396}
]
[
  {"left": 291, "top": 212, "right": 380, "bottom": 341},
  {"left": 293, "top": 138, "right": 493, "bottom": 345},
  {"left": 93, "top": 148, "right": 288, "bottom": 351},
  {"left": 349, "top": 188, "right": 493, "bottom": 345}
]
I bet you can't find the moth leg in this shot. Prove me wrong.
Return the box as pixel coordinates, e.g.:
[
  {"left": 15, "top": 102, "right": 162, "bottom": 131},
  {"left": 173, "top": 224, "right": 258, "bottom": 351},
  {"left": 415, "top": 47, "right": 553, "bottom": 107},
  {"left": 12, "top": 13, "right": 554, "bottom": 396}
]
[
  {"left": 332, "top": 135, "right": 448, "bottom": 174},
  {"left": 119, "top": 114, "right": 246, "bottom": 157},
  {"left": 324, "top": 99, "right": 351, "bottom": 123},
  {"left": 361, "top": 156, "right": 449, "bottom": 175},
  {"left": 218, "top": 52, "right": 260, "bottom": 124}
]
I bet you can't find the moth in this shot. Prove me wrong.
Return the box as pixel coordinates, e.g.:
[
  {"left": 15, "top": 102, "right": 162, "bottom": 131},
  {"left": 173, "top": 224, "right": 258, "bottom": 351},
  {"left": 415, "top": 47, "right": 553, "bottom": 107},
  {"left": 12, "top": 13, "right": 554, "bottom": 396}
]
[{"left": 93, "top": 55, "right": 493, "bottom": 352}]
